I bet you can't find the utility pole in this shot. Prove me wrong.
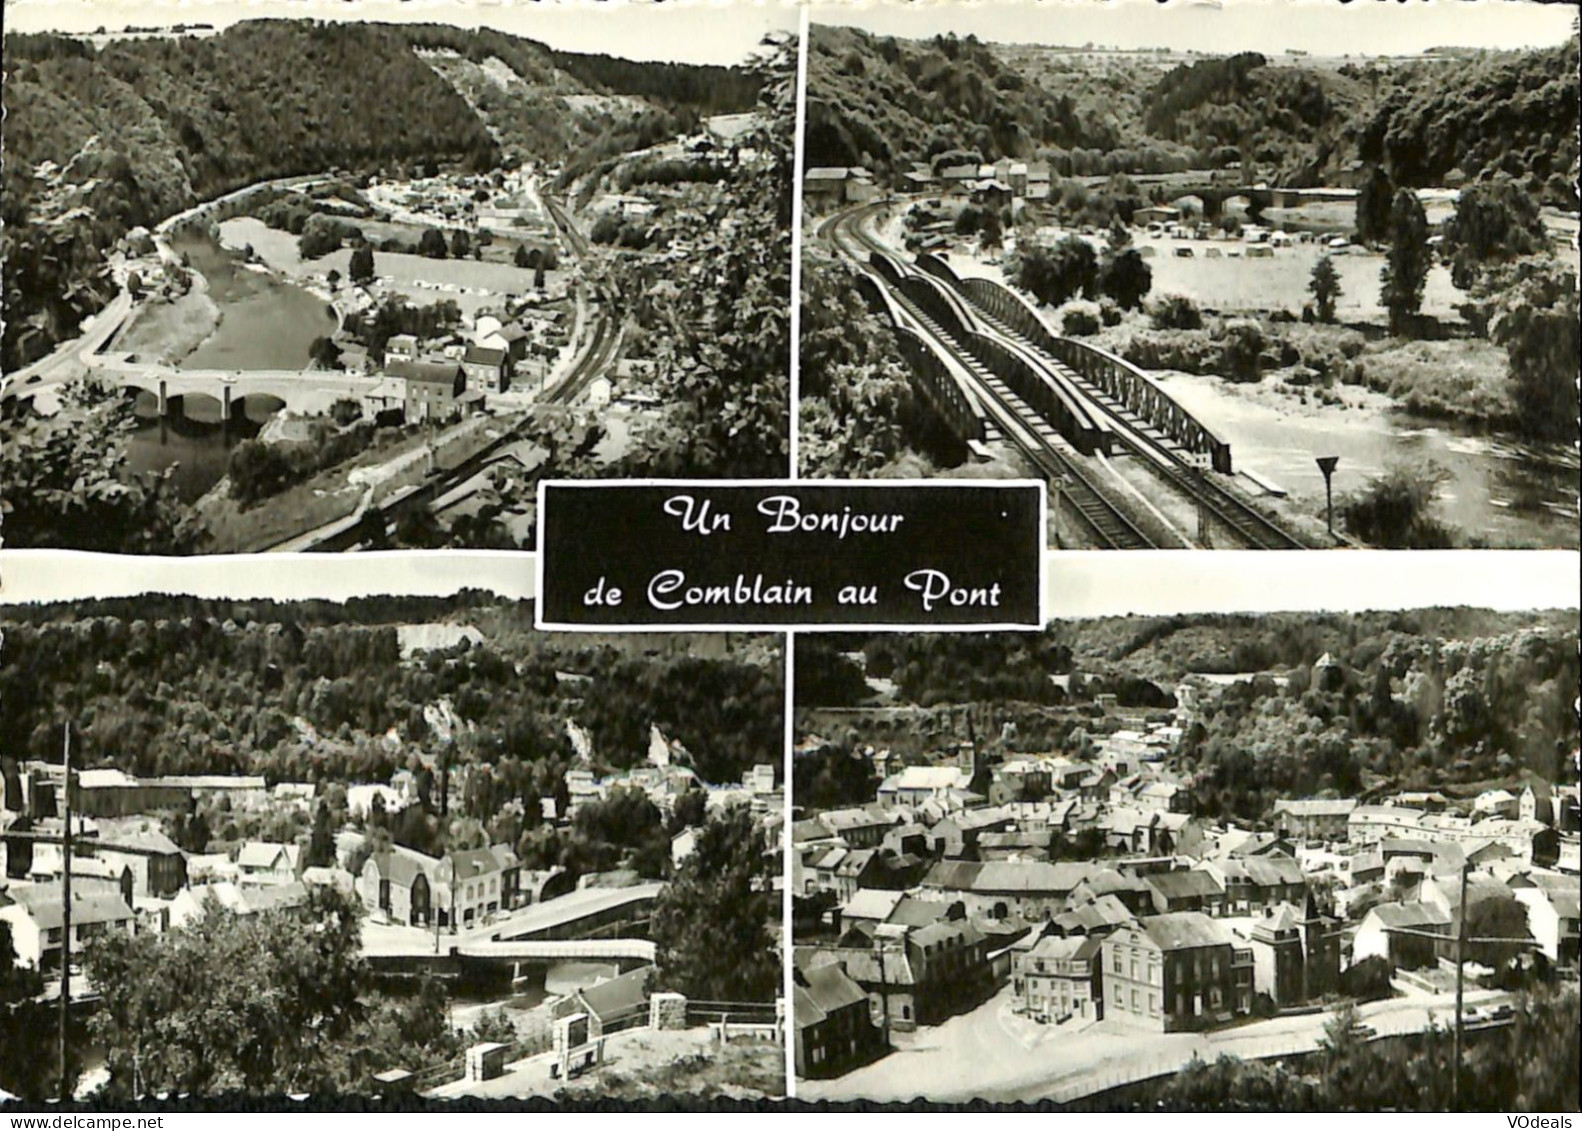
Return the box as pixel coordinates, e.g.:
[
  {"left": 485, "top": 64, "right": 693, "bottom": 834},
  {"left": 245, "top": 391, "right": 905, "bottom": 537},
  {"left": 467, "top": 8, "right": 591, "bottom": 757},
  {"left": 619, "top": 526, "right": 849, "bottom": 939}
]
[
  {"left": 874, "top": 937, "right": 893, "bottom": 1048},
  {"left": 58, "top": 724, "right": 73, "bottom": 1104},
  {"left": 1452, "top": 860, "right": 1469, "bottom": 1110}
]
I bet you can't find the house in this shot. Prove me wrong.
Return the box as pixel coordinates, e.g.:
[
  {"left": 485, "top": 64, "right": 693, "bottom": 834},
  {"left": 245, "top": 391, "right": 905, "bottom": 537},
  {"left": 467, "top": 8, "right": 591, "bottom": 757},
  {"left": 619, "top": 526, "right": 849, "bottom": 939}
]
[
  {"left": 552, "top": 965, "right": 653, "bottom": 1039},
  {"left": 877, "top": 765, "right": 972, "bottom": 808},
  {"left": 1145, "top": 870, "right": 1227, "bottom": 917},
  {"left": 1021, "top": 934, "right": 1105, "bottom": 1023},
  {"left": 168, "top": 881, "right": 310, "bottom": 929},
  {"left": 1205, "top": 856, "right": 1306, "bottom": 914},
  {"left": 435, "top": 844, "right": 520, "bottom": 928},
  {"left": 387, "top": 359, "right": 467, "bottom": 424},
  {"left": 804, "top": 168, "right": 852, "bottom": 210},
  {"left": 1134, "top": 206, "right": 1182, "bottom": 228},
  {"left": 1051, "top": 893, "right": 1138, "bottom": 938},
  {"left": 931, "top": 807, "right": 1015, "bottom": 858},
  {"left": 385, "top": 334, "right": 420, "bottom": 361},
  {"left": 919, "top": 860, "right": 1090, "bottom": 920},
  {"left": 1241, "top": 897, "right": 1340, "bottom": 1007},
  {"left": 809, "top": 922, "right": 988, "bottom": 1033},
  {"left": 95, "top": 829, "right": 187, "bottom": 899},
  {"left": 1510, "top": 875, "right": 1581, "bottom": 964},
  {"left": 820, "top": 808, "right": 896, "bottom": 849},
  {"left": 461, "top": 344, "right": 511, "bottom": 393},
  {"left": 1352, "top": 901, "right": 1453, "bottom": 969},
  {"left": 1101, "top": 912, "right": 1249, "bottom": 1033},
  {"left": 0, "top": 886, "right": 135, "bottom": 971},
  {"left": 1273, "top": 798, "right": 1358, "bottom": 842},
  {"left": 361, "top": 846, "right": 439, "bottom": 927},
  {"left": 237, "top": 841, "right": 302, "bottom": 884},
  {"left": 794, "top": 961, "right": 886, "bottom": 1079},
  {"left": 839, "top": 888, "right": 906, "bottom": 931}
]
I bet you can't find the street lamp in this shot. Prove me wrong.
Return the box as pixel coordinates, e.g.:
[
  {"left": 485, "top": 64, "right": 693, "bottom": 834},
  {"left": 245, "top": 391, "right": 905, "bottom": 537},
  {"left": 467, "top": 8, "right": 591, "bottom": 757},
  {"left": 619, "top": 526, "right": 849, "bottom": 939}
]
[{"left": 1315, "top": 456, "right": 1339, "bottom": 541}]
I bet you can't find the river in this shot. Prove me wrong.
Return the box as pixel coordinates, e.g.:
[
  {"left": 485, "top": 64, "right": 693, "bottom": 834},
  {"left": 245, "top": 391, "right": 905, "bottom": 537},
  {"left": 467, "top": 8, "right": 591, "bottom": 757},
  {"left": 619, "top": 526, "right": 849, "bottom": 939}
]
[
  {"left": 1159, "top": 370, "right": 1580, "bottom": 549},
  {"left": 124, "top": 229, "right": 338, "bottom": 500}
]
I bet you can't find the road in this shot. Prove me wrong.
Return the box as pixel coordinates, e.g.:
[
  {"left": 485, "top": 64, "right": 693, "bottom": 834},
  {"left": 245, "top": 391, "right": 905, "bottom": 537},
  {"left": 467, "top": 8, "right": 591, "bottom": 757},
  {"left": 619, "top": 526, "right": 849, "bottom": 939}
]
[
  {"left": 3, "top": 290, "right": 134, "bottom": 398},
  {"left": 800, "top": 983, "right": 1514, "bottom": 1104}
]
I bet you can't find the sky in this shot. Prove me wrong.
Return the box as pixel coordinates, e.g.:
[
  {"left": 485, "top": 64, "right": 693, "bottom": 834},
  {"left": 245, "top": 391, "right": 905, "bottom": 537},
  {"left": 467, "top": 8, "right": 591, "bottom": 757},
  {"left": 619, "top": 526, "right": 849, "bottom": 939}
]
[
  {"left": 1043, "top": 549, "right": 1581, "bottom": 618},
  {"left": 4, "top": 0, "right": 800, "bottom": 66},
  {"left": 813, "top": 0, "right": 1577, "bottom": 57},
  {"left": 2, "top": 548, "right": 1575, "bottom": 617},
  {"left": 0, "top": 550, "right": 537, "bottom": 604}
]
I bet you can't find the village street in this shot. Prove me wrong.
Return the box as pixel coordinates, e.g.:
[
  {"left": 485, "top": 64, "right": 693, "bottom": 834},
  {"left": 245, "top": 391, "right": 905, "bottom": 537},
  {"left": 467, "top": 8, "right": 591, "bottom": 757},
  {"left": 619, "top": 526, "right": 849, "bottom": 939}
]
[{"left": 800, "top": 982, "right": 1516, "bottom": 1103}]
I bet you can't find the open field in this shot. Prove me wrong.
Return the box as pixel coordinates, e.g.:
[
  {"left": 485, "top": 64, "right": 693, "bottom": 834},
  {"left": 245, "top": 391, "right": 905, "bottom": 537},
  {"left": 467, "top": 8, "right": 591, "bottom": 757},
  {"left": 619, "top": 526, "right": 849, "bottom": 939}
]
[
  {"left": 1127, "top": 236, "right": 1467, "bottom": 318},
  {"left": 218, "top": 217, "right": 559, "bottom": 304}
]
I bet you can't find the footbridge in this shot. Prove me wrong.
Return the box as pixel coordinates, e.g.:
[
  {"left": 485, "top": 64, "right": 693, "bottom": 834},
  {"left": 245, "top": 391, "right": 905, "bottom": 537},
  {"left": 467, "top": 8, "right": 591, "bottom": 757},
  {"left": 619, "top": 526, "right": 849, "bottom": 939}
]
[{"left": 457, "top": 937, "right": 656, "bottom": 963}]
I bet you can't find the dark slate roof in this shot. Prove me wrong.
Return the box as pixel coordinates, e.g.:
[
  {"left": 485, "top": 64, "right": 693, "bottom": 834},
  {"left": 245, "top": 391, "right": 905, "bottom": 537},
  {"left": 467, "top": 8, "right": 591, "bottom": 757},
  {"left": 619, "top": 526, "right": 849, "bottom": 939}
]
[
  {"left": 1147, "top": 871, "right": 1225, "bottom": 901},
  {"left": 387, "top": 359, "right": 462, "bottom": 385},
  {"left": 463, "top": 344, "right": 507, "bottom": 366},
  {"left": 576, "top": 965, "right": 652, "bottom": 1022},
  {"left": 1140, "top": 911, "right": 1235, "bottom": 951},
  {"left": 795, "top": 962, "right": 869, "bottom": 1030}
]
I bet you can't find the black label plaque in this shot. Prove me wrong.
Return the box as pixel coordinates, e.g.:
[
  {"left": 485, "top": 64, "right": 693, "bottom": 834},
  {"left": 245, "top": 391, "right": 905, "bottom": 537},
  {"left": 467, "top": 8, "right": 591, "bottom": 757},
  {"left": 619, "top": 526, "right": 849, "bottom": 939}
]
[{"left": 537, "top": 480, "right": 1044, "bottom": 629}]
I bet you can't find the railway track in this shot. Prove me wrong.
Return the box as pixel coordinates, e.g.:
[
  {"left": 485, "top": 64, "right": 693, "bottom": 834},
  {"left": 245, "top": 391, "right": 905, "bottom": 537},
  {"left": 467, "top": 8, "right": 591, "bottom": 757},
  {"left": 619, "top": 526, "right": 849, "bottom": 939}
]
[
  {"left": 829, "top": 208, "right": 1158, "bottom": 550},
  {"left": 962, "top": 301, "right": 1307, "bottom": 550},
  {"left": 828, "top": 203, "right": 1308, "bottom": 550},
  {"left": 540, "top": 193, "right": 619, "bottom": 406}
]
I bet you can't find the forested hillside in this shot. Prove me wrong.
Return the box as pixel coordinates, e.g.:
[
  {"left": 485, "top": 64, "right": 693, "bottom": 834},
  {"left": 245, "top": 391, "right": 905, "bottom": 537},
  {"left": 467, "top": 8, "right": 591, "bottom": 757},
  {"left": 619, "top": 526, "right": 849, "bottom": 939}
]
[
  {"left": 803, "top": 26, "right": 1177, "bottom": 179},
  {"left": 804, "top": 24, "right": 1579, "bottom": 199},
  {"left": 0, "top": 19, "right": 764, "bottom": 372},
  {"left": 795, "top": 610, "right": 1579, "bottom": 816},
  {"left": 0, "top": 596, "right": 783, "bottom": 790},
  {"left": 1357, "top": 38, "right": 1579, "bottom": 204}
]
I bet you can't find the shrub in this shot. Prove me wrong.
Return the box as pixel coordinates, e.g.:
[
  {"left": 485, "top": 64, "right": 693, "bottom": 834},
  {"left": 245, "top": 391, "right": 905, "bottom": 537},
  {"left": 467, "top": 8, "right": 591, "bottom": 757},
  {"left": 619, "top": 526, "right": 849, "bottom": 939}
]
[
  {"left": 1150, "top": 294, "right": 1203, "bottom": 331},
  {"left": 1062, "top": 301, "right": 1102, "bottom": 337},
  {"left": 1342, "top": 460, "right": 1456, "bottom": 548},
  {"left": 1219, "top": 319, "right": 1266, "bottom": 382}
]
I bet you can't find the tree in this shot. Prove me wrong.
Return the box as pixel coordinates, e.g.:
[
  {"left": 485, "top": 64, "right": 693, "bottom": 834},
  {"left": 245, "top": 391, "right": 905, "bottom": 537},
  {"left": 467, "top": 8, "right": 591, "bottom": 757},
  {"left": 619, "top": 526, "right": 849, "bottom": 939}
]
[
  {"left": 308, "top": 335, "right": 343, "bottom": 370},
  {"left": 650, "top": 806, "right": 777, "bottom": 1002},
  {"left": 513, "top": 243, "right": 531, "bottom": 269},
  {"left": 1489, "top": 258, "right": 1580, "bottom": 442},
  {"left": 1012, "top": 236, "right": 1097, "bottom": 307},
  {"left": 449, "top": 229, "right": 470, "bottom": 259},
  {"left": 348, "top": 244, "right": 375, "bottom": 285},
  {"left": 1309, "top": 255, "right": 1341, "bottom": 322},
  {"left": 1099, "top": 246, "right": 1151, "bottom": 310},
  {"left": 534, "top": 265, "right": 546, "bottom": 291},
  {"left": 1380, "top": 188, "right": 1430, "bottom": 336},
  {"left": 306, "top": 799, "right": 336, "bottom": 868},
  {"left": 0, "top": 379, "right": 201, "bottom": 553},
  {"left": 1354, "top": 164, "right": 1394, "bottom": 246},
  {"left": 0, "top": 920, "right": 52, "bottom": 1099},
  {"left": 1439, "top": 177, "right": 1547, "bottom": 290},
  {"left": 326, "top": 267, "right": 341, "bottom": 291},
  {"left": 418, "top": 228, "right": 449, "bottom": 259},
  {"left": 1464, "top": 894, "right": 1533, "bottom": 970},
  {"left": 84, "top": 885, "right": 371, "bottom": 1096}
]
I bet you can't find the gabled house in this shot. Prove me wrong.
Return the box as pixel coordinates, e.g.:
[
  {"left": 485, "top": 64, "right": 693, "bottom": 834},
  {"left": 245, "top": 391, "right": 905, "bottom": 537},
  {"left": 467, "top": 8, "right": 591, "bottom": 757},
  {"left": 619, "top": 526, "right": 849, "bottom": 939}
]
[
  {"left": 237, "top": 841, "right": 302, "bottom": 885},
  {"left": 1101, "top": 912, "right": 1250, "bottom": 1033},
  {"left": 1021, "top": 934, "right": 1105, "bottom": 1023},
  {"left": 0, "top": 886, "right": 135, "bottom": 971},
  {"left": 795, "top": 961, "right": 885, "bottom": 1078},
  {"left": 1145, "top": 870, "right": 1227, "bottom": 917},
  {"left": 461, "top": 344, "right": 511, "bottom": 393}
]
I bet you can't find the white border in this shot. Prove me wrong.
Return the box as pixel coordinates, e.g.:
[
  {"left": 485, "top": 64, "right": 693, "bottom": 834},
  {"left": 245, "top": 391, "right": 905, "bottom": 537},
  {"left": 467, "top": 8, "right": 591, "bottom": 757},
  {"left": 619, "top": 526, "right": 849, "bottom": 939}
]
[
  {"left": 787, "top": 0, "right": 810, "bottom": 480},
  {"left": 533, "top": 477, "right": 1049, "bottom": 632}
]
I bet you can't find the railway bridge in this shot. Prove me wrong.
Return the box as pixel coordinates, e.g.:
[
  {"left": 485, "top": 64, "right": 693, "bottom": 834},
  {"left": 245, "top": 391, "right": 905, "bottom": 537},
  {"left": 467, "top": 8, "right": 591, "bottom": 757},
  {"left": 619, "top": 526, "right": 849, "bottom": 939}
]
[{"left": 920, "top": 255, "right": 1232, "bottom": 473}]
